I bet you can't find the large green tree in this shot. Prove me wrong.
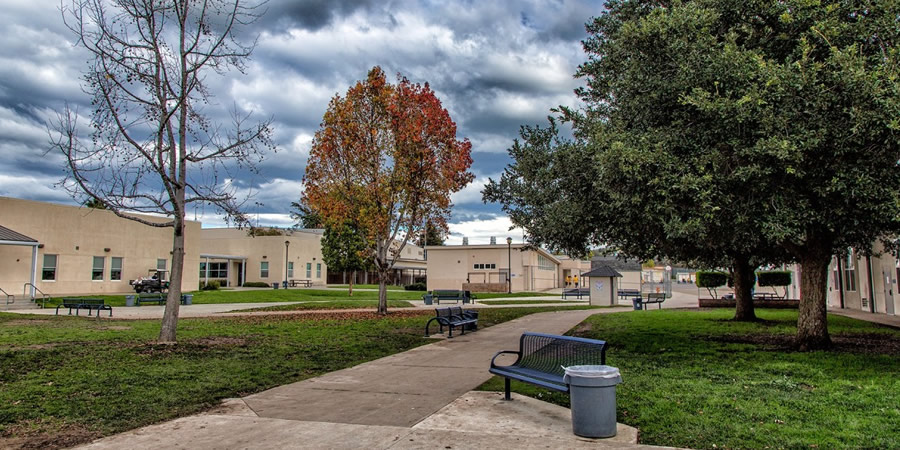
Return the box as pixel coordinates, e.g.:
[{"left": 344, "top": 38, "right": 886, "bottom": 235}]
[{"left": 486, "top": 0, "right": 900, "bottom": 348}]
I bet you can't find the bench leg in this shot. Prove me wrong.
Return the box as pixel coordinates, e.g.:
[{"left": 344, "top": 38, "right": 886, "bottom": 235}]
[{"left": 504, "top": 378, "right": 511, "bottom": 401}]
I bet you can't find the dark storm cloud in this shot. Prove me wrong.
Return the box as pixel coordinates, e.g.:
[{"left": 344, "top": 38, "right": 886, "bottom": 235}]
[{"left": 0, "top": 0, "right": 600, "bottom": 240}]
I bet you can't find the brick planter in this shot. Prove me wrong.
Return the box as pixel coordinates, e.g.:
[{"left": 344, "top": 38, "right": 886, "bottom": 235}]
[{"left": 698, "top": 298, "right": 800, "bottom": 308}]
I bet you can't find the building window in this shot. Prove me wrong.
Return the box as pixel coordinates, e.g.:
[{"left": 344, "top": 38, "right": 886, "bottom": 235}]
[
  {"left": 260, "top": 261, "right": 269, "bottom": 278},
  {"left": 306, "top": 263, "right": 312, "bottom": 278},
  {"left": 200, "top": 262, "right": 228, "bottom": 278},
  {"left": 538, "top": 255, "right": 554, "bottom": 271},
  {"left": 473, "top": 263, "right": 496, "bottom": 270},
  {"left": 288, "top": 262, "right": 294, "bottom": 278},
  {"left": 316, "top": 263, "right": 321, "bottom": 279},
  {"left": 111, "top": 257, "right": 123, "bottom": 281},
  {"left": 157, "top": 258, "right": 167, "bottom": 271},
  {"left": 42, "top": 254, "right": 57, "bottom": 281},
  {"left": 92, "top": 256, "right": 105, "bottom": 281},
  {"left": 844, "top": 252, "right": 857, "bottom": 291}
]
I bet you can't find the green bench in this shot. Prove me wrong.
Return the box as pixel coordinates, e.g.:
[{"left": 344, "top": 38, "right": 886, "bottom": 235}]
[
  {"left": 56, "top": 298, "right": 112, "bottom": 317},
  {"left": 426, "top": 289, "right": 472, "bottom": 304}
]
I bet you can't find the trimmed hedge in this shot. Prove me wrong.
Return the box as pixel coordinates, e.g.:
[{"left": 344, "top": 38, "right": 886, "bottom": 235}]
[
  {"left": 757, "top": 271, "right": 792, "bottom": 287},
  {"left": 200, "top": 280, "right": 220, "bottom": 291},
  {"left": 696, "top": 271, "right": 728, "bottom": 288},
  {"left": 404, "top": 282, "right": 427, "bottom": 291},
  {"left": 242, "top": 281, "right": 270, "bottom": 288}
]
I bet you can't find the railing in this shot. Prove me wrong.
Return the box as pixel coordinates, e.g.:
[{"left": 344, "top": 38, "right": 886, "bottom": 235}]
[
  {"left": 0, "top": 287, "right": 13, "bottom": 306},
  {"left": 23, "top": 283, "right": 50, "bottom": 309}
]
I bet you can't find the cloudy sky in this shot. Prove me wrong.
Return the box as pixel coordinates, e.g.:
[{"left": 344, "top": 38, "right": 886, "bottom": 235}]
[{"left": 0, "top": 0, "right": 600, "bottom": 244}]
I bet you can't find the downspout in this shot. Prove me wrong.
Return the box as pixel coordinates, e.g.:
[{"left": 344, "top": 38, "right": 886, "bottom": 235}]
[
  {"left": 866, "top": 255, "right": 876, "bottom": 313},
  {"left": 836, "top": 256, "right": 845, "bottom": 309}
]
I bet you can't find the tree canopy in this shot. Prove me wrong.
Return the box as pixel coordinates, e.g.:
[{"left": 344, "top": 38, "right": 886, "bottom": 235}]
[
  {"left": 303, "top": 67, "right": 473, "bottom": 313},
  {"left": 485, "top": 0, "right": 900, "bottom": 348}
]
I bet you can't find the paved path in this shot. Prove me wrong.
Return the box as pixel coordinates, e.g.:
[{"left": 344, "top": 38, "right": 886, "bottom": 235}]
[
  {"left": 76, "top": 307, "right": 651, "bottom": 449},
  {"left": 830, "top": 307, "right": 900, "bottom": 329}
]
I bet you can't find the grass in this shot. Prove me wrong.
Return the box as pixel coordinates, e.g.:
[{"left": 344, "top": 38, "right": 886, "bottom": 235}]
[
  {"left": 326, "top": 284, "right": 406, "bottom": 291},
  {"left": 0, "top": 305, "right": 592, "bottom": 448},
  {"left": 231, "top": 300, "right": 415, "bottom": 312},
  {"left": 477, "top": 309, "right": 900, "bottom": 449},
  {"left": 40, "top": 288, "right": 425, "bottom": 308},
  {"left": 478, "top": 299, "right": 585, "bottom": 305}
]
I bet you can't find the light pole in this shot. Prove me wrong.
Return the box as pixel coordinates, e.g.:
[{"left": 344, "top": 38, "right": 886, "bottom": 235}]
[
  {"left": 284, "top": 240, "right": 290, "bottom": 288},
  {"left": 507, "top": 237, "right": 512, "bottom": 294}
]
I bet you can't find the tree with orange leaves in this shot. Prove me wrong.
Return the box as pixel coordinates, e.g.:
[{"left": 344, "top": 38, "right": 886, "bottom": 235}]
[{"left": 303, "top": 67, "right": 473, "bottom": 314}]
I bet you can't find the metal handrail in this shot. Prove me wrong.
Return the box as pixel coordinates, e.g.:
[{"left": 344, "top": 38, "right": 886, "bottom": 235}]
[
  {"left": 0, "top": 287, "right": 12, "bottom": 305},
  {"left": 23, "top": 283, "right": 50, "bottom": 309}
]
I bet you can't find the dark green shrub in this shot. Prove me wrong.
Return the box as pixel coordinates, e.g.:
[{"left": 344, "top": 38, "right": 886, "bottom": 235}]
[
  {"left": 696, "top": 271, "right": 727, "bottom": 298},
  {"left": 726, "top": 272, "right": 757, "bottom": 288},
  {"left": 242, "top": 281, "right": 270, "bottom": 288},
  {"left": 200, "top": 280, "right": 220, "bottom": 291},
  {"left": 404, "top": 282, "right": 427, "bottom": 291}
]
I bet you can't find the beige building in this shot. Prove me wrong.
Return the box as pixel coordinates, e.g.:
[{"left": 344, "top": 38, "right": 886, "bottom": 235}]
[
  {"left": 0, "top": 196, "right": 200, "bottom": 299},
  {"left": 199, "top": 228, "right": 327, "bottom": 287},
  {"left": 827, "top": 242, "right": 899, "bottom": 316},
  {"left": 424, "top": 243, "right": 590, "bottom": 292}
]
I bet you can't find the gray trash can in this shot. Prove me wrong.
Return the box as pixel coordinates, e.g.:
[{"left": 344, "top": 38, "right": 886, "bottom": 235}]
[
  {"left": 632, "top": 297, "right": 642, "bottom": 310},
  {"left": 182, "top": 294, "right": 193, "bottom": 305},
  {"left": 563, "top": 365, "right": 623, "bottom": 438},
  {"left": 125, "top": 295, "right": 135, "bottom": 307},
  {"left": 272, "top": 282, "right": 279, "bottom": 289},
  {"left": 423, "top": 293, "right": 433, "bottom": 305}
]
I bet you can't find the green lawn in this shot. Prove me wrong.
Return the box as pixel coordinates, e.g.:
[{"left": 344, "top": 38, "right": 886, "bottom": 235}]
[
  {"left": 478, "top": 309, "right": 900, "bottom": 449},
  {"left": 40, "top": 288, "right": 425, "bottom": 308},
  {"left": 232, "top": 300, "right": 415, "bottom": 312},
  {"left": 478, "top": 299, "right": 585, "bottom": 305},
  {"left": 327, "top": 284, "right": 406, "bottom": 291},
  {"left": 0, "top": 305, "right": 591, "bottom": 448}
]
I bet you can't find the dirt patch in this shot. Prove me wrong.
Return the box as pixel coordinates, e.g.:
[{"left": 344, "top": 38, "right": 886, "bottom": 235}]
[
  {"left": 710, "top": 332, "right": 900, "bottom": 355},
  {"left": 97, "top": 326, "right": 132, "bottom": 331},
  {"left": 573, "top": 322, "right": 593, "bottom": 334},
  {"left": 186, "top": 336, "right": 250, "bottom": 347},
  {"left": 0, "top": 420, "right": 101, "bottom": 450}
]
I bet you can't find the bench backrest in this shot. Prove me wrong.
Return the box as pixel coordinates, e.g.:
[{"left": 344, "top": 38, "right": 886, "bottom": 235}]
[
  {"left": 139, "top": 293, "right": 164, "bottom": 299},
  {"left": 435, "top": 307, "right": 453, "bottom": 318},
  {"left": 433, "top": 290, "right": 464, "bottom": 298},
  {"left": 645, "top": 293, "right": 666, "bottom": 300},
  {"left": 62, "top": 298, "right": 104, "bottom": 306},
  {"left": 516, "top": 332, "right": 607, "bottom": 377}
]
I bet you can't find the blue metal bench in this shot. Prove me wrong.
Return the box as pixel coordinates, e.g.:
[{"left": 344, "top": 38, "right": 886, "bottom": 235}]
[
  {"left": 639, "top": 293, "right": 666, "bottom": 309},
  {"left": 424, "top": 306, "right": 478, "bottom": 338},
  {"left": 490, "top": 332, "right": 607, "bottom": 400},
  {"left": 562, "top": 288, "right": 590, "bottom": 299}
]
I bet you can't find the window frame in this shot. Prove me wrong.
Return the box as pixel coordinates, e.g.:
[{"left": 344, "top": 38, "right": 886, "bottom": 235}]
[
  {"left": 843, "top": 251, "right": 857, "bottom": 292},
  {"left": 92, "top": 256, "right": 105, "bottom": 281},
  {"left": 316, "top": 263, "right": 321, "bottom": 279},
  {"left": 260, "top": 261, "right": 269, "bottom": 278},
  {"left": 287, "top": 262, "right": 294, "bottom": 278},
  {"left": 110, "top": 257, "right": 123, "bottom": 281},
  {"left": 42, "top": 254, "right": 58, "bottom": 281},
  {"left": 306, "top": 263, "right": 312, "bottom": 279}
]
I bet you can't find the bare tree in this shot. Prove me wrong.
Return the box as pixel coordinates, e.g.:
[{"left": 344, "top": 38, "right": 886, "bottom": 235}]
[{"left": 50, "top": 0, "right": 274, "bottom": 343}]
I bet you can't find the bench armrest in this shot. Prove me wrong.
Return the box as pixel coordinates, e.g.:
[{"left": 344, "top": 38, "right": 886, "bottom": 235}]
[{"left": 490, "top": 350, "right": 521, "bottom": 369}]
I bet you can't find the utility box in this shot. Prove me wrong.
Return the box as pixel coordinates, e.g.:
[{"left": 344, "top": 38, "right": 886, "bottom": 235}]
[{"left": 583, "top": 266, "right": 622, "bottom": 306}]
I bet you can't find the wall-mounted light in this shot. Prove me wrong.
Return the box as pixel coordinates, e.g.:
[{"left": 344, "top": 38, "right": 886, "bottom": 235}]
[
  {"left": 263, "top": 255, "right": 267, "bottom": 259},
  {"left": 38, "top": 244, "right": 44, "bottom": 249},
  {"left": 104, "top": 248, "right": 111, "bottom": 252},
  {"left": 75, "top": 245, "right": 79, "bottom": 250}
]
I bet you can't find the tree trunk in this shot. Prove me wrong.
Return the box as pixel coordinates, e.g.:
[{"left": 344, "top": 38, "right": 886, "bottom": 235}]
[
  {"left": 732, "top": 255, "right": 757, "bottom": 321},
  {"left": 159, "top": 212, "right": 184, "bottom": 343},
  {"left": 349, "top": 270, "right": 355, "bottom": 297},
  {"left": 797, "top": 248, "right": 832, "bottom": 350},
  {"left": 377, "top": 270, "right": 388, "bottom": 315}
]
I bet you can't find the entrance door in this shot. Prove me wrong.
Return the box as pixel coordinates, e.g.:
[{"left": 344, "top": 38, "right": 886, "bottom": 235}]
[
  {"left": 885, "top": 269, "right": 896, "bottom": 315},
  {"left": 236, "top": 262, "right": 243, "bottom": 288}
]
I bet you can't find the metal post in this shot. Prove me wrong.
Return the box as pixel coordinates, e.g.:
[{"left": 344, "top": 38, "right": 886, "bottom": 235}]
[
  {"left": 284, "top": 240, "right": 290, "bottom": 286},
  {"left": 30, "top": 245, "right": 38, "bottom": 299},
  {"left": 507, "top": 237, "right": 512, "bottom": 293}
]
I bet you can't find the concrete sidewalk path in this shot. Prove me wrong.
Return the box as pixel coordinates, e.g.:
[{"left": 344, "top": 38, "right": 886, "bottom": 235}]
[{"left": 77, "top": 307, "right": 651, "bottom": 449}]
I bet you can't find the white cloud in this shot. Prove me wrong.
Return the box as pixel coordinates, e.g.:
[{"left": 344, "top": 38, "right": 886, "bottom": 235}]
[{"left": 446, "top": 215, "right": 526, "bottom": 245}]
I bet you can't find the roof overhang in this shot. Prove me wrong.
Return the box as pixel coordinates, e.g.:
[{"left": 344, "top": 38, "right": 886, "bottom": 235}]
[
  {"left": 0, "top": 225, "right": 39, "bottom": 246},
  {"left": 200, "top": 254, "right": 248, "bottom": 260}
]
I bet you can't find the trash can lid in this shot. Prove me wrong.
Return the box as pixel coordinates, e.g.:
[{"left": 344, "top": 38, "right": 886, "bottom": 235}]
[{"left": 563, "top": 365, "right": 620, "bottom": 378}]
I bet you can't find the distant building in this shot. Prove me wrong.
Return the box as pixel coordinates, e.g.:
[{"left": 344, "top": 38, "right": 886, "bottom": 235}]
[
  {"left": 826, "top": 242, "right": 899, "bottom": 316},
  {"left": 591, "top": 255, "right": 642, "bottom": 291},
  {"left": 0, "top": 196, "right": 201, "bottom": 298},
  {"left": 425, "top": 243, "right": 590, "bottom": 292}
]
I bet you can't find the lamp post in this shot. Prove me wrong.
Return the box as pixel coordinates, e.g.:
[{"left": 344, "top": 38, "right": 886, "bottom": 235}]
[
  {"left": 506, "top": 237, "right": 512, "bottom": 294},
  {"left": 284, "top": 240, "right": 290, "bottom": 288}
]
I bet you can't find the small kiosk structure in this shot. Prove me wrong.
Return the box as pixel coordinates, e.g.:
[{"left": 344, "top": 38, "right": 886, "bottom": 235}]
[{"left": 584, "top": 266, "right": 622, "bottom": 306}]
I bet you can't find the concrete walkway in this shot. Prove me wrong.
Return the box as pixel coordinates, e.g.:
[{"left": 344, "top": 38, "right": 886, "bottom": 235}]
[
  {"left": 75, "top": 306, "right": 658, "bottom": 449},
  {"left": 830, "top": 308, "right": 900, "bottom": 329}
]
